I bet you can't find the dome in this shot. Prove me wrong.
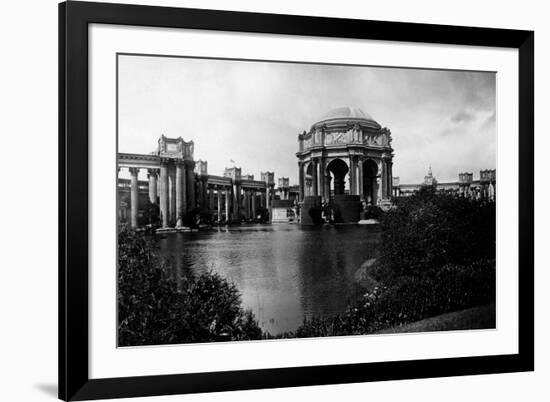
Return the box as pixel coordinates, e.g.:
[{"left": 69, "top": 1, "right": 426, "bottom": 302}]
[{"left": 312, "top": 106, "right": 379, "bottom": 128}]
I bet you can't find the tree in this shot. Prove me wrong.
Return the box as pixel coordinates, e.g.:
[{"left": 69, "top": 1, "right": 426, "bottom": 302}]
[{"left": 375, "top": 187, "right": 495, "bottom": 281}]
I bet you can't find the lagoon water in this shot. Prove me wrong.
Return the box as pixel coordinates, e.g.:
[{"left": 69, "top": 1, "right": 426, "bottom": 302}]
[{"left": 157, "top": 224, "right": 380, "bottom": 335}]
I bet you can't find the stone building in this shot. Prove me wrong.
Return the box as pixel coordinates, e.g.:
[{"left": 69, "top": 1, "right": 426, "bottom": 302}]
[
  {"left": 393, "top": 168, "right": 496, "bottom": 200},
  {"left": 296, "top": 107, "right": 394, "bottom": 223},
  {"left": 118, "top": 135, "right": 278, "bottom": 229}
]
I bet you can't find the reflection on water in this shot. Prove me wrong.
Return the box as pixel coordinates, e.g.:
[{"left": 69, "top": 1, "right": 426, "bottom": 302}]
[{"left": 156, "top": 224, "right": 380, "bottom": 335}]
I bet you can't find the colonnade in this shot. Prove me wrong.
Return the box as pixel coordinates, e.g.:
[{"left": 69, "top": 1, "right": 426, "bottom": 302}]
[
  {"left": 459, "top": 182, "right": 496, "bottom": 200},
  {"left": 123, "top": 166, "right": 276, "bottom": 228},
  {"left": 298, "top": 156, "right": 393, "bottom": 205}
]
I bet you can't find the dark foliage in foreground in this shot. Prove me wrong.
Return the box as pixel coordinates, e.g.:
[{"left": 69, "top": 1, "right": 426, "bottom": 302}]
[
  {"left": 363, "top": 205, "right": 384, "bottom": 220},
  {"left": 141, "top": 202, "right": 161, "bottom": 227},
  {"left": 293, "top": 259, "right": 495, "bottom": 337},
  {"left": 291, "top": 189, "right": 496, "bottom": 338},
  {"left": 118, "top": 229, "right": 262, "bottom": 346},
  {"left": 375, "top": 187, "right": 495, "bottom": 281}
]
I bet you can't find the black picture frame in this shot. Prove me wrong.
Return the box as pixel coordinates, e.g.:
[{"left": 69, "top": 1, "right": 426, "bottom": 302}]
[{"left": 59, "top": 1, "right": 534, "bottom": 400}]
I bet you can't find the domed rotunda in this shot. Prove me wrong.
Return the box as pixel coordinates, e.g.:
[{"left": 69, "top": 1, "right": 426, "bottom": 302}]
[{"left": 296, "top": 106, "right": 394, "bottom": 223}]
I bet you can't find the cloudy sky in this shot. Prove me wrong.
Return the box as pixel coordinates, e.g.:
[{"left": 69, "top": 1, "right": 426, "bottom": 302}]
[{"left": 118, "top": 54, "right": 496, "bottom": 184}]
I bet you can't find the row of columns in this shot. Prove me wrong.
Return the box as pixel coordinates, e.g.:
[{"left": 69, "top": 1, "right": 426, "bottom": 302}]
[
  {"left": 127, "top": 162, "right": 195, "bottom": 229},
  {"left": 298, "top": 156, "right": 393, "bottom": 204},
  {"left": 459, "top": 182, "right": 496, "bottom": 200},
  {"left": 160, "top": 161, "right": 195, "bottom": 228},
  {"left": 200, "top": 185, "right": 274, "bottom": 222},
  {"left": 125, "top": 166, "right": 275, "bottom": 228}
]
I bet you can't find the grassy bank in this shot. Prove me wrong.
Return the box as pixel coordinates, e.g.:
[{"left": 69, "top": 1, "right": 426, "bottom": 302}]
[{"left": 376, "top": 304, "right": 495, "bottom": 334}]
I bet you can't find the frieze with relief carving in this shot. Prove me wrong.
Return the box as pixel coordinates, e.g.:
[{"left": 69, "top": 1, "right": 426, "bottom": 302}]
[{"left": 300, "top": 126, "right": 392, "bottom": 149}]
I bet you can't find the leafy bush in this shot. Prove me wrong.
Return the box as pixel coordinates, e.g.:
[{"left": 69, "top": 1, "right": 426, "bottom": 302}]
[
  {"left": 363, "top": 205, "right": 384, "bottom": 220},
  {"left": 180, "top": 207, "right": 213, "bottom": 227},
  {"left": 118, "top": 228, "right": 262, "bottom": 346},
  {"left": 255, "top": 207, "right": 269, "bottom": 223},
  {"left": 294, "top": 259, "right": 495, "bottom": 337},
  {"left": 140, "top": 202, "right": 161, "bottom": 227},
  {"left": 375, "top": 187, "right": 495, "bottom": 281}
]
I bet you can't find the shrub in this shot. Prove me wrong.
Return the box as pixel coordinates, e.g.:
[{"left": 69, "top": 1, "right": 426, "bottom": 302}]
[
  {"left": 376, "top": 187, "right": 495, "bottom": 280},
  {"left": 255, "top": 207, "right": 269, "bottom": 223},
  {"left": 363, "top": 205, "right": 384, "bottom": 220},
  {"left": 181, "top": 207, "right": 213, "bottom": 227},
  {"left": 294, "top": 259, "right": 495, "bottom": 337},
  {"left": 117, "top": 228, "right": 262, "bottom": 346},
  {"left": 141, "top": 202, "right": 161, "bottom": 227}
]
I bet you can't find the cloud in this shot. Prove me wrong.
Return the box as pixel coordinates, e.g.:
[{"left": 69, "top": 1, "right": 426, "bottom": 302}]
[
  {"left": 451, "top": 110, "right": 476, "bottom": 124},
  {"left": 118, "top": 55, "right": 497, "bottom": 184},
  {"left": 481, "top": 110, "right": 497, "bottom": 130}
]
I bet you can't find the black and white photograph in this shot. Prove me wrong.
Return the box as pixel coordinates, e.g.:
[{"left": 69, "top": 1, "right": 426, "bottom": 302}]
[
  {"left": 116, "top": 55, "right": 497, "bottom": 346},
  {"left": 1, "top": 0, "right": 542, "bottom": 400}
]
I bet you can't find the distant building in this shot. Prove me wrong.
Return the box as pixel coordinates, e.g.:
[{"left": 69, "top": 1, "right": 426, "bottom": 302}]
[
  {"left": 118, "top": 135, "right": 287, "bottom": 228},
  {"left": 393, "top": 167, "right": 496, "bottom": 200},
  {"left": 423, "top": 166, "right": 437, "bottom": 187}
]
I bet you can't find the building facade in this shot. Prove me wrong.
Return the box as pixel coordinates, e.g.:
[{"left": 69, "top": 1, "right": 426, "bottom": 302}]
[
  {"left": 118, "top": 135, "right": 279, "bottom": 228},
  {"left": 393, "top": 168, "right": 496, "bottom": 200},
  {"left": 296, "top": 107, "right": 394, "bottom": 223},
  {"left": 296, "top": 107, "right": 394, "bottom": 206}
]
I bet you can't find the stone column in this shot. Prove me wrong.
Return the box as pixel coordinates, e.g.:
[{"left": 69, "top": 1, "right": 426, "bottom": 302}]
[
  {"left": 311, "top": 159, "right": 318, "bottom": 196},
  {"left": 266, "top": 186, "right": 272, "bottom": 221},
  {"left": 356, "top": 161, "right": 361, "bottom": 196},
  {"left": 208, "top": 186, "right": 215, "bottom": 211},
  {"left": 198, "top": 179, "right": 206, "bottom": 209},
  {"left": 241, "top": 189, "right": 247, "bottom": 220},
  {"left": 196, "top": 180, "right": 203, "bottom": 209},
  {"left": 318, "top": 158, "right": 325, "bottom": 201},
  {"left": 175, "top": 162, "right": 184, "bottom": 227},
  {"left": 159, "top": 163, "right": 169, "bottom": 228},
  {"left": 349, "top": 157, "right": 356, "bottom": 195},
  {"left": 298, "top": 162, "right": 305, "bottom": 202},
  {"left": 387, "top": 161, "right": 393, "bottom": 199},
  {"left": 224, "top": 187, "right": 231, "bottom": 223},
  {"left": 381, "top": 160, "right": 388, "bottom": 199},
  {"left": 245, "top": 189, "right": 250, "bottom": 219},
  {"left": 217, "top": 186, "right": 222, "bottom": 223},
  {"left": 129, "top": 167, "right": 139, "bottom": 228},
  {"left": 168, "top": 165, "right": 176, "bottom": 226},
  {"left": 358, "top": 160, "right": 364, "bottom": 201},
  {"left": 203, "top": 178, "right": 209, "bottom": 209},
  {"left": 233, "top": 182, "right": 241, "bottom": 222},
  {"left": 251, "top": 191, "right": 256, "bottom": 220},
  {"left": 147, "top": 168, "right": 158, "bottom": 204},
  {"left": 181, "top": 162, "right": 187, "bottom": 215},
  {"left": 249, "top": 190, "right": 253, "bottom": 218},
  {"left": 186, "top": 163, "right": 195, "bottom": 210}
]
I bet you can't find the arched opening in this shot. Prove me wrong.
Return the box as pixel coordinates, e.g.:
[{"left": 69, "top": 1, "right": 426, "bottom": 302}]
[
  {"left": 363, "top": 159, "right": 378, "bottom": 205},
  {"left": 326, "top": 158, "right": 349, "bottom": 197}
]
